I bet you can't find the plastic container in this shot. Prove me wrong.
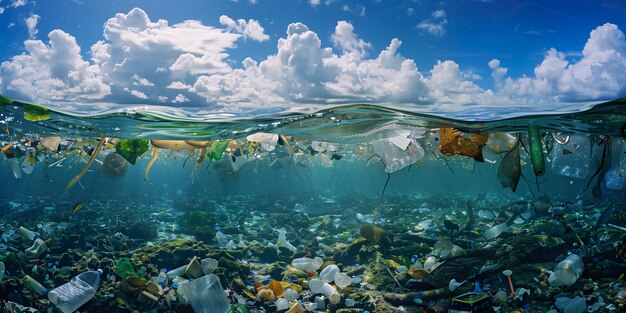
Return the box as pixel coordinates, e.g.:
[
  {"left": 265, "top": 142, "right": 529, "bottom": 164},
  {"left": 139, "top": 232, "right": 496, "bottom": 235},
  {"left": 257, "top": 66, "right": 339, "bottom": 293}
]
[
  {"left": 181, "top": 274, "right": 229, "bottom": 313},
  {"left": 549, "top": 254, "right": 584, "bottom": 287},
  {"left": 550, "top": 134, "right": 590, "bottom": 179},
  {"left": 48, "top": 271, "right": 100, "bottom": 313},
  {"left": 201, "top": 258, "right": 219, "bottom": 275},
  {"left": 291, "top": 257, "right": 323, "bottom": 272},
  {"left": 319, "top": 264, "right": 340, "bottom": 283},
  {"left": 24, "top": 238, "right": 49, "bottom": 259}
]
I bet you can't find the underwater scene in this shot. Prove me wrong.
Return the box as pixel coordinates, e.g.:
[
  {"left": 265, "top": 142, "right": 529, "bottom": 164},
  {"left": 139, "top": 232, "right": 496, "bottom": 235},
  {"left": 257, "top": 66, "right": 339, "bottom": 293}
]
[
  {"left": 1, "top": 2, "right": 626, "bottom": 313},
  {"left": 1, "top": 97, "right": 626, "bottom": 313}
]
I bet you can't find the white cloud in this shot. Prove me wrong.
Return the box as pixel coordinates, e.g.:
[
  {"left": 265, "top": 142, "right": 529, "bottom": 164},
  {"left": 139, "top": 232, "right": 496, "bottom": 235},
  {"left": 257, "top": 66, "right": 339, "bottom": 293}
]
[
  {"left": 0, "top": 8, "right": 5, "bottom": 14},
  {"left": 0, "top": 30, "right": 110, "bottom": 103},
  {"left": 341, "top": 4, "right": 350, "bottom": 12},
  {"left": 249, "top": 0, "right": 258, "bottom": 4},
  {"left": 131, "top": 74, "right": 155, "bottom": 86},
  {"left": 8, "top": 22, "right": 16, "bottom": 28},
  {"left": 125, "top": 88, "right": 148, "bottom": 99},
  {"left": 167, "top": 81, "right": 192, "bottom": 90},
  {"left": 172, "top": 93, "right": 190, "bottom": 103},
  {"left": 492, "top": 23, "right": 626, "bottom": 102},
  {"left": 330, "top": 21, "right": 371, "bottom": 57},
  {"left": 417, "top": 9, "right": 448, "bottom": 37},
  {"left": 309, "top": 0, "right": 320, "bottom": 7},
  {"left": 357, "top": 5, "right": 366, "bottom": 16},
  {"left": 25, "top": 13, "right": 40, "bottom": 39},
  {"left": 219, "top": 15, "right": 269, "bottom": 42},
  {"left": 10, "top": 0, "right": 27, "bottom": 8},
  {"left": 1, "top": 8, "right": 625, "bottom": 113}
]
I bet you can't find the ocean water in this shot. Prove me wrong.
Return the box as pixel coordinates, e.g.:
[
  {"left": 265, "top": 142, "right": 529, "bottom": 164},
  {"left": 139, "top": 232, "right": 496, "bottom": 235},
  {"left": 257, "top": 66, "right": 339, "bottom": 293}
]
[{"left": 1, "top": 96, "right": 626, "bottom": 312}]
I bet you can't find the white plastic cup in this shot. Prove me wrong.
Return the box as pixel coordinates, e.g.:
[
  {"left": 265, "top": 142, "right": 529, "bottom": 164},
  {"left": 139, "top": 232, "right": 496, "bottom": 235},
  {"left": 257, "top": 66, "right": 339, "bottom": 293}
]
[
  {"left": 320, "top": 282, "right": 341, "bottom": 305},
  {"left": 48, "top": 271, "right": 100, "bottom": 313},
  {"left": 182, "top": 274, "right": 229, "bottom": 313}
]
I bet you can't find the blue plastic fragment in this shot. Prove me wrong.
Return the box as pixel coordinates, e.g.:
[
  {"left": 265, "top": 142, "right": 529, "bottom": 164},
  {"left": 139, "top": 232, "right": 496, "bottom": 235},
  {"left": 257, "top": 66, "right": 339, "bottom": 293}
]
[{"left": 474, "top": 281, "right": 482, "bottom": 293}]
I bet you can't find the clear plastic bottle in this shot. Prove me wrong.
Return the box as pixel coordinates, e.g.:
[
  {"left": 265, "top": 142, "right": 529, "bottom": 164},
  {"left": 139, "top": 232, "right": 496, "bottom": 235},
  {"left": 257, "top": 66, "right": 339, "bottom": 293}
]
[
  {"left": 549, "top": 254, "right": 584, "bottom": 287},
  {"left": 291, "top": 257, "right": 323, "bottom": 272},
  {"left": 48, "top": 271, "right": 100, "bottom": 313}
]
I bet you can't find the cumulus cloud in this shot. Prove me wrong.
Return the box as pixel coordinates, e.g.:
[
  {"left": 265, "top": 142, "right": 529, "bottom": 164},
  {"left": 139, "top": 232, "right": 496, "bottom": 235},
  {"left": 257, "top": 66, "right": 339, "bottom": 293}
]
[
  {"left": 417, "top": 9, "right": 448, "bottom": 37},
  {"left": 0, "top": 29, "right": 110, "bottom": 104},
  {"left": 219, "top": 15, "right": 269, "bottom": 42},
  {"left": 173, "top": 93, "right": 190, "bottom": 103},
  {"left": 25, "top": 13, "right": 40, "bottom": 39},
  {"left": 309, "top": 0, "right": 320, "bottom": 7},
  {"left": 492, "top": 23, "right": 626, "bottom": 102},
  {"left": 1, "top": 8, "right": 625, "bottom": 113},
  {"left": 330, "top": 21, "right": 371, "bottom": 57}
]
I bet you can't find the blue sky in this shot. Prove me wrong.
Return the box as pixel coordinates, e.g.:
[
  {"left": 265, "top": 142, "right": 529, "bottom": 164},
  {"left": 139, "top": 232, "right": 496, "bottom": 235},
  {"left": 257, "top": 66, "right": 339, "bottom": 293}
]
[{"left": 1, "top": 0, "right": 625, "bottom": 113}]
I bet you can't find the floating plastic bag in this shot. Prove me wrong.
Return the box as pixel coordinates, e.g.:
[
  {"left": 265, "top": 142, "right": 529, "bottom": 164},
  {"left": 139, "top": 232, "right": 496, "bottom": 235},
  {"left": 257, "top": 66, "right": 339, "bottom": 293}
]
[
  {"left": 372, "top": 138, "right": 424, "bottom": 173},
  {"left": 550, "top": 134, "right": 590, "bottom": 179}
]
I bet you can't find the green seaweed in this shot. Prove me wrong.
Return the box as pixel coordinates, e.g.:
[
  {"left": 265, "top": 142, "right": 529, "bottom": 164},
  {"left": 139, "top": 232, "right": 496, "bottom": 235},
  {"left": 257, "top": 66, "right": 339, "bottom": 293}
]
[
  {"left": 208, "top": 140, "right": 229, "bottom": 162},
  {"left": 177, "top": 210, "right": 215, "bottom": 229},
  {"left": 24, "top": 103, "right": 50, "bottom": 122},
  {"left": 114, "top": 257, "right": 145, "bottom": 278},
  {"left": 115, "top": 139, "right": 149, "bottom": 165}
]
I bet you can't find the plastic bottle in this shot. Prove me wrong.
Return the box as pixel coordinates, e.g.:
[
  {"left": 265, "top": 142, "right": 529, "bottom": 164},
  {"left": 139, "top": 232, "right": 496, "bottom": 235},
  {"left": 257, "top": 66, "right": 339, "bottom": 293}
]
[
  {"left": 319, "top": 264, "right": 339, "bottom": 283},
  {"left": 166, "top": 265, "right": 187, "bottom": 280},
  {"left": 18, "top": 226, "right": 39, "bottom": 240},
  {"left": 308, "top": 279, "right": 340, "bottom": 304},
  {"left": 291, "top": 257, "right": 323, "bottom": 272},
  {"left": 22, "top": 275, "right": 48, "bottom": 296},
  {"left": 182, "top": 274, "right": 229, "bottom": 313},
  {"left": 48, "top": 270, "right": 100, "bottom": 313},
  {"left": 549, "top": 254, "right": 584, "bottom": 287}
]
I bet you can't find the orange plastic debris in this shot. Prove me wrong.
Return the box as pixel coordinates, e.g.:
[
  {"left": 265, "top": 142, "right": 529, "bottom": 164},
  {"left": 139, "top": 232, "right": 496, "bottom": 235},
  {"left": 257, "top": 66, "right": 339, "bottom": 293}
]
[{"left": 437, "top": 128, "right": 488, "bottom": 162}]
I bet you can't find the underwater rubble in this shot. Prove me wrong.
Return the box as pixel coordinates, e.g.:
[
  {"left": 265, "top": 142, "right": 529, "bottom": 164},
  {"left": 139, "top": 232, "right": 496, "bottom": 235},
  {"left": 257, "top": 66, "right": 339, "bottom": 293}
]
[{"left": 1, "top": 98, "right": 626, "bottom": 312}]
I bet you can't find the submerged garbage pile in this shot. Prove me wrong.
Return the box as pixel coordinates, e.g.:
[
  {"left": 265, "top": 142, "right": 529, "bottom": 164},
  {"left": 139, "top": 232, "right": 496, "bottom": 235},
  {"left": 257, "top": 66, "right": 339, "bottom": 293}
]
[
  {"left": 1, "top": 103, "right": 626, "bottom": 312},
  {"left": 1, "top": 190, "right": 626, "bottom": 313}
]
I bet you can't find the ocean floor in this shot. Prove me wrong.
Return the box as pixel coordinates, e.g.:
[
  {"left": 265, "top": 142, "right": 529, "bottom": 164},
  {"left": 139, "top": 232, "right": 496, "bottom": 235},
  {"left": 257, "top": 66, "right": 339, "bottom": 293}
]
[{"left": 1, "top": 192, "right": 626, "bottom": 313}]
